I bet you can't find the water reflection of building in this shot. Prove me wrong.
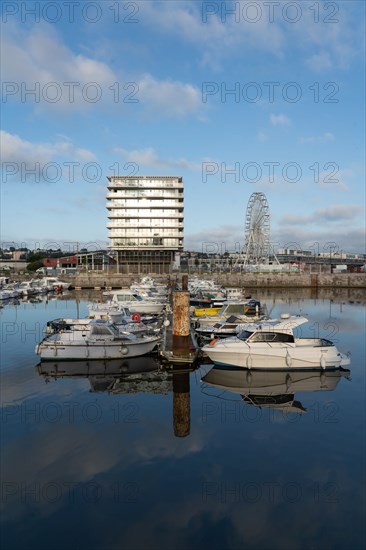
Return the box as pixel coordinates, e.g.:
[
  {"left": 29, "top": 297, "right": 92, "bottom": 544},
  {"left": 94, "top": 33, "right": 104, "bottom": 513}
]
[
  {"left": 37, "top": 358, "right": 194, "bottom": 437},
  {"left": 201, "top": 366, "right": 351, "bottom": 414}
]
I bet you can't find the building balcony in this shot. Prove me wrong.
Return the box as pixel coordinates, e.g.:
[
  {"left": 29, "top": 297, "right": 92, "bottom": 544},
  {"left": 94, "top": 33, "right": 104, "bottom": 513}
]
[
  {"left": 107, "top": 212, "right": 183, "bottom": 219},
  {"left": 106, "top": 191, "right": 182, "bottom": 200},
  {"left": 106, "top": 199, "right": 184, "bottom": 208},
  {"left": 107, "top": 220, "right": 184, "bottom": 229},
  {"left": 107, "top": 178, "right": 183, "bottom": 190},
  {"left": 109, "top": 245, "right": 184, "bottom": 252},
  {"left": 108, "top": 231, "right": 182, "bottom": 239}
]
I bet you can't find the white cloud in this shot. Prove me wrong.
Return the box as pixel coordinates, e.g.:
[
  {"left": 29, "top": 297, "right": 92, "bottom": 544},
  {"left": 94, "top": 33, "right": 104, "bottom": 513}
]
[
  {"left": 0, "top": 130, "right": 97, "bottom": 181},
  {"left": 280, "top": 204, "right": 364, "bottom": 225},
  {"left": 257, "top": 131, "right": 268, "bottom": 142},
  {"left": 140, "top": 1, "right": 361, "bottom": 71},
  {"left": 315, "top": 204, "right": 363, "bottom": 221},
  {"left": 300, "top": 132, "right": 335, "bottom": 144},
  {"left": 142, "top": 1, "right": 285, "bottom": 70},
  {"left": 184, "top": 200, "right": 365, "bottom": 253},
  {"left": 305, "top": 52, "right": 333, "bottom": 72},
  {"left": 185, "top": 222, "right": 365, "bottom": 254},
  {"left": 112, "top": 146, "right": 206, "bottom": 172},
  {"left": 295, "top": 4, "right": 361, "bottom": 71},
  {"left": 184, "top": 225, "right": 243, "bottom": 252},
  {"left": 1, "top": 130, "right": 96, "bottom": 163},
  {"left": 137, "top": 75, "right": 202, "bottom": 117},
  {"left": 272, "top": 226, "right": 366, "bottom": 255},
  {"left": 2, "top": 25, "right": 203, "bottom": 118},
  {"left": 1, "top": 130, "right": 54, "bottom": 166},
  {"left": 318, "top": 168, "right": 351, "bottom": 192},
  {"left": 270, "top": 114, "right": 291, "bottom": 127},
  {"left": 272, "top": 204, "right": 365, "bottom": 253},
  {"left": 2, "top": 26, "right": 117, "bottom": 112}
]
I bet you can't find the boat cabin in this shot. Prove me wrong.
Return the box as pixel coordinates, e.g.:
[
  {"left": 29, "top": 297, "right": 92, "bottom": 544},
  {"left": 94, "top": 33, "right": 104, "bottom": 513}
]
[
  {"left": 110, "top": 290, "right": 143, "bottom": 303},
  {"left": 218, "top": 300, "right": 261, "bottom": 317},
  {"left": 88, "top": 321, "right": 120, "bottom": 339},
  {"left": 239, "top": 330, "right": 295, "bottom": 343}
]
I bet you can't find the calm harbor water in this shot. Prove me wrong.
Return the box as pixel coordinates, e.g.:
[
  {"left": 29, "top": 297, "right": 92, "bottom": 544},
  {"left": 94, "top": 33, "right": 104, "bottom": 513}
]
[{"left": 1, "top": 290, "right": 365, "bottom": 550}]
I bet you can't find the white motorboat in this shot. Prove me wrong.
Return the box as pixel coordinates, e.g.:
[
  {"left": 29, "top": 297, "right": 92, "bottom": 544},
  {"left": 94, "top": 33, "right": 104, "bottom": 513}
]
[
  {"left": 202, "top": 315, "right": 351, "bottom": 370},
  {"left": 130, "top": 277, "right": 167, "bottom": 299},
  {"left": 188, "top": 277, "right": 221, "bottom": 293},
  {"left": 17, "top": 281, "right": 38, "bottom": 297},
  {"left": 105, "top": 289, "right": 165, "bottom": 315},
  {"left": 0, "top": 289, "right": 12, "bottom": 300},
  {"left": 35, "top": 320, "right": 161, "bottom": 361},
  {"left": 201, "top": 365, "right": 351, "bottom": 413},
  {"left": 39, "top": 277, "right": 72, "bottom": 290},
  {"left": 0, "top": 283, "right": 22, "bottom": 299},
  {"left": 225, "top": 287, "right": 246, "bottom": 301},
  {"left": 29, "top": 280, "right": 49, "bottom": 294}
]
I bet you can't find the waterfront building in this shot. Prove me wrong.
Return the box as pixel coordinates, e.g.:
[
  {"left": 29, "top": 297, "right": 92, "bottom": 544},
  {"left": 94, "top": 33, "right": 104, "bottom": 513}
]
[{"left": 106, "top": 175, "right": 184, "bottom": 274}]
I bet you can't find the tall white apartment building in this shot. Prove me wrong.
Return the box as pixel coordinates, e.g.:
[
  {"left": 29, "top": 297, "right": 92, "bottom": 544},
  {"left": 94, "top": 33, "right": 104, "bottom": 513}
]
[{"left": 106, "top": 175, "right": 184, "bottom": 273}]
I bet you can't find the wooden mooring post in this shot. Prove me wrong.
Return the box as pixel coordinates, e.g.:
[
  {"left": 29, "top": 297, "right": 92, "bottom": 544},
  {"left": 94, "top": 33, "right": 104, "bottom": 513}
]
[{"left": 172, "top": 275, "right": 191, "bottom": 356}]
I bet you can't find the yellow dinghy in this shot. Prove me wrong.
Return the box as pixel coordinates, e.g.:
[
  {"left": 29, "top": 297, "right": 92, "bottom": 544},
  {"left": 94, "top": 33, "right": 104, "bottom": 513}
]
[{"left": 193, "top": 306, "right": 222, "bottom": 317}]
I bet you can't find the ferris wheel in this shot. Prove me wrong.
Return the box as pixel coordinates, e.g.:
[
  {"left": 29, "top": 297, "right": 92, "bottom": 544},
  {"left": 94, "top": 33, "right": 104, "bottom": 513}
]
[{"left": 242, "top": 192, "right": 271, "bottom": 265}]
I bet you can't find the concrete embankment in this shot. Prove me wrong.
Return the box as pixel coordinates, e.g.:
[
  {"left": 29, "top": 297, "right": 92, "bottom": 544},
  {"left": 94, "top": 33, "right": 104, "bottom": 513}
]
[
  {"left": 13, "top": 271, "right": 366, "bottom": 289},
  {"left": 213, "top": 272, "right": 366, "bottom": 288},
  {"left": 71, "top": 272, "right": 366, "bottom": 289}
]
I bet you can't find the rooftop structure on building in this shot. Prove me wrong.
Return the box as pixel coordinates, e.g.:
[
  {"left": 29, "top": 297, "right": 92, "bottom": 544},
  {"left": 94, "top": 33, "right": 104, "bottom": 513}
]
[{"left": 106, "top": 175, "right": 184, "bottom": 274}]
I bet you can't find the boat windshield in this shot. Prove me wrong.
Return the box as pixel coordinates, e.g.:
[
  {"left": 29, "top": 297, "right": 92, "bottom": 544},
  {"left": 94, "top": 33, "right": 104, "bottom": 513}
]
[
  {"left": 237, "top": 330, "right": 254, "bottom": 341},
  {"left": 133, "top": 294, "right": 143, "bottom": 301},
  {"left": 248, "top": 331, "right": 295, "bottom": 343},
  {"left": 108, "top": 324, "right": 120, "bottom": 337},
  {"left": 115, "top": 293, "right": 134, "bottom": 302},
  {"left": 90, "top": 324, "right": 114, "bottom": 336},
  {"left": 224, "top": 304, "right": 251, "bottom": 315}
]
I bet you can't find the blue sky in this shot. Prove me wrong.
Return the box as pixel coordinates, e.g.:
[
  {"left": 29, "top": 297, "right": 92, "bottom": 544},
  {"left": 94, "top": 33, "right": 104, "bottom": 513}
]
[{"left": 1, "top": 0, "right": 365, "bottom": 254}]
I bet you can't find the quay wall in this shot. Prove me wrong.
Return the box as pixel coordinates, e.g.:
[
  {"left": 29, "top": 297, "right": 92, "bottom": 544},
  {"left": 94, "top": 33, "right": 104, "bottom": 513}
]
[
  {"left": 12, "top": 271, "right": 366, "bottom": 289},
  {"left": 66, "top": 272, "right": 366, "bottom": 289},
  {"left": 213, "top": 273, "right": 366, "bottom": 288}
]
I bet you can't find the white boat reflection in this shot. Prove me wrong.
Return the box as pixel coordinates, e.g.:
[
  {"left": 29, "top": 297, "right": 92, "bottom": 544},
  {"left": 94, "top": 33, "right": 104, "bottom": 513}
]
[
  {"left": 37, "top": 356, "right": 172, "bottom": 394},
  {"left": 201, "top": 366, "right": 351, "bottom": 413}
]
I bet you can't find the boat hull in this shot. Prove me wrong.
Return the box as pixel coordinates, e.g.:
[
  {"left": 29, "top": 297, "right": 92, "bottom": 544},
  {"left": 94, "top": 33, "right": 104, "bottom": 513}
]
[
  {"left": 127, "top": 303, "right": 164, "bottom": 315},
  {"left": 193, "top": 307, "right": 221, "bottom": 317},
  {"left": 36, "top": 338, "right": 160, "bottom": 361},
  {"left": 202, "top": 340, "right": 350, "bottom": 370}
]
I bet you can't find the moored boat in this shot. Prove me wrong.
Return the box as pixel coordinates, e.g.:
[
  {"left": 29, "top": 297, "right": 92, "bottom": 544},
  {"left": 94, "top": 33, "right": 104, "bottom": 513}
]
[
  {"left": 35, "top": 319, "right": 161, "bottom": 361},
  {"left": 192, "top": 306, "right": 222, "bottom": 317},
  {"left": 103, "top": 289, "right": 165, "bottom": 315},
  {"left": 202, "top": 315, "right": 350, "bottom": 370},
  {"left": 193, "top": 299, "right": 265, "bottom": 327}
]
